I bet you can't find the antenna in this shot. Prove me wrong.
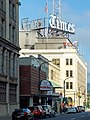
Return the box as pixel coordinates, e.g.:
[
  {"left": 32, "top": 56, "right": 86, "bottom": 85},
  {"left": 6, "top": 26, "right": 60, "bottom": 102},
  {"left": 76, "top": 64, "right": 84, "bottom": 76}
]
[{"left": 52, "top": 0, "right": 62, "bottom": 21}]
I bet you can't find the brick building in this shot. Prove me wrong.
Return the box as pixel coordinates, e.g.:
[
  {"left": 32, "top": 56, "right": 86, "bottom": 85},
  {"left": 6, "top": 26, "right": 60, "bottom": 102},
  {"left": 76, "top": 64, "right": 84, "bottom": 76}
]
[
  {"left": 19, "top": 56, "right": 47, "bottom": 107},
  {"left": 20, "top": 65, "right": 47, "bottom": 107}
]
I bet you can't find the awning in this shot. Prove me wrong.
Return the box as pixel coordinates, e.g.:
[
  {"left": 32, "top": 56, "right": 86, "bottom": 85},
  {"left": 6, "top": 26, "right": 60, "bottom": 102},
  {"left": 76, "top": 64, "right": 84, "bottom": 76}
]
[
  {"left": 40, "top": 80, "right": 53, "bottom": 91},
  {"left": 49, "top": 80, "right": 63, "bottom": 88}
]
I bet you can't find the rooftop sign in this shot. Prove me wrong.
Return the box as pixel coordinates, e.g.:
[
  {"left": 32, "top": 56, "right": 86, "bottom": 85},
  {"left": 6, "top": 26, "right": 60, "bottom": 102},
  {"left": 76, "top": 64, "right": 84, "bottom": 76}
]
[{"left": 49, "top": 14, "right": 75, "bottom": 34}]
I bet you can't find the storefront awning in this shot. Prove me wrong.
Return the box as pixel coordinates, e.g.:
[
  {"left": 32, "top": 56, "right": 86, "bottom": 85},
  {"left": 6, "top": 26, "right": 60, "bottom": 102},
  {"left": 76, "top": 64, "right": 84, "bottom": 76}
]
[
  {"left": 40, "top": 80, "right": 53, "bottom": 91},
  {"left": 49, "top": 80, "right": 63, "bottom": 88}
]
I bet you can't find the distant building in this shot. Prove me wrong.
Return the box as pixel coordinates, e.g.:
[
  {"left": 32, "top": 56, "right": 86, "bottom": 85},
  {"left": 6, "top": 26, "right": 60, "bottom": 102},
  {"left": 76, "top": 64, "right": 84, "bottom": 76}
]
[
  {"left": 87, "top": 82, "right": 90, "bottom": 107},
  {"left": 19, "top": 17, "right": 87, "bottom": 107},
  {"left": 0, "top": 0, "right": 20, "bottom": 116}
]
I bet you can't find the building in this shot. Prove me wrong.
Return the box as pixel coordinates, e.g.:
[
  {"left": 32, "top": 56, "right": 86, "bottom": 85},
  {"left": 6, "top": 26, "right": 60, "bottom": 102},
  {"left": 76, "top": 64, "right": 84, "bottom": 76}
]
[
  {"left": 87, "top": 82, "right": 90, "bottom": 107},
  {"left": 19, "top": 55, "right": 61, "bottom": 108},
  {"left": 19, "top": 14, "right": 87, "bottom": 107},
  {"left": 19, "top": 48, "right": 87, "bottom": 107},
  {"left": 0, "top": 0, "right": 20, "bottom": 116}
]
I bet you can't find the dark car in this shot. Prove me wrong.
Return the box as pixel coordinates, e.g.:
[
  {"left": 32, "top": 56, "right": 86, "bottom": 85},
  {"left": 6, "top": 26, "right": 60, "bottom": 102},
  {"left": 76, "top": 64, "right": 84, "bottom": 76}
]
[
  {"left": 75, "top": 107, "right": 79, "bottom": 113},
  {"left": 28, "top": 106, "right": 46, "bottom": 119},
  {"left": 12, "top": 108, "right": 34, "bottom": 120},
  {"left": 77, "top": 106, "right": 85, "bottom": 112}
]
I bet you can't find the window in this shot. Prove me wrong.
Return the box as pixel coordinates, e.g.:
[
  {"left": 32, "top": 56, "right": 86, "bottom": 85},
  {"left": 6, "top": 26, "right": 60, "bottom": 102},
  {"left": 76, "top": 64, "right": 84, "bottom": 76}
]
[
  {"left": 13, "top": 53, "right": 15, "bottom": 76},
  {"left": 70, "top": 59, "right": 72, "bottom": 65},
  {"left": 51, "top": 70, "right": 53, "bottom": 80},
  {"left": 0, "top": 18, "right": 5, "bottom": 37},
  {"left": 12, "top": 4, "right": 16, "bottom": 19},
  {"left": 66, "top": 58, "right": 73, "bottom": 65},
  {"left": 66, "top": 70, "right": 73, "bottom": 77},
  {"left": 66, "top": 59, "right": 69, "bottom": 65},
  {"left": 12, "top": 26, "right": 15, "bottom": 43},
  {"left": 70, "top": 70, "right": 73, "bottom": 77},
  {"left": 9, "top": 1, "right": 11, "bottom": 16},
  {"left": 9, "top": 52, "right": 11, "bottom": 76},
  {"left": 25, "top": 33, "right": 28, "bottom": 37},
  {"left": 1, "top": 1, "right": 3, "bottom": 10},
  {"left": 0, "top": 82, "right": 6, "bottom": 102},
  {"left": 52, "top": 59, "right": 60, "bottom": 66},
  {"left": 66, "top": 82, "right": 69, "bottom": 89},
  {"left": 9, "top": 84, "right": 17, "bottom": 102},
  {"left": 9, "top": 24, "right": 11, "bottom": 40},
  {"left": 66, "top": 70, "right": 69, "bottom": 77},
  {"left": 1, "top": 49, "right": 5, "bottom": 74},
  {"left": 70, "top": 82, "right": 73, "bottom": 89}
]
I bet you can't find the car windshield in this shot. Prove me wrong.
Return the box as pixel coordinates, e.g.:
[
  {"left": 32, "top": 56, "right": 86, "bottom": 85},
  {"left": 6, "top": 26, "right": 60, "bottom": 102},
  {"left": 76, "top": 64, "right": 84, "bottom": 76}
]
[{"left": 42, "top": 106, "right": 48, "bottom": 110}]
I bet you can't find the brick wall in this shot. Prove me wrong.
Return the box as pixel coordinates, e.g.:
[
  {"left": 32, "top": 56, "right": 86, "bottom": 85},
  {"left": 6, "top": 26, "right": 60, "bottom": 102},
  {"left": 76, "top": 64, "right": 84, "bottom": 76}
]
[{"left": 19, "top": 65, "right": 46, "bottom": 95}]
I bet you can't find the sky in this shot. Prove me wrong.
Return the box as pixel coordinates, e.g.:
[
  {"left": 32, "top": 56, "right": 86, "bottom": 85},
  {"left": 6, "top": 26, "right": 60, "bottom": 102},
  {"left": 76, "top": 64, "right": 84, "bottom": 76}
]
[{"left": 19, "top": 0, "right": 90, "bottom": 81}]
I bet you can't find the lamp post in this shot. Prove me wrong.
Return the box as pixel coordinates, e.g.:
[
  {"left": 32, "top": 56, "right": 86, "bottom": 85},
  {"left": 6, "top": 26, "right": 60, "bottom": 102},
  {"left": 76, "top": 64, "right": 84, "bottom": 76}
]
[
  {"left": 38, "top": 60, "right": 50, "bottom": 104},
  {"left": 63, "top": 77, "right": 70, "bottom": 98},
  {"left": 78, "top": 86, "right": 84, "bottom": 106}
]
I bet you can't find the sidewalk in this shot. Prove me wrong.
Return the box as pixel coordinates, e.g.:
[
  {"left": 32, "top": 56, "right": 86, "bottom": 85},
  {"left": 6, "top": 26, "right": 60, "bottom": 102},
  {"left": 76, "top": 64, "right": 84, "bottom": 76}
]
[
  {"left": 0, "top": 116, "right": 12, "bottom": 120},
  {"left": 85, "top": 108, "right": 90, "bottom": 111}
]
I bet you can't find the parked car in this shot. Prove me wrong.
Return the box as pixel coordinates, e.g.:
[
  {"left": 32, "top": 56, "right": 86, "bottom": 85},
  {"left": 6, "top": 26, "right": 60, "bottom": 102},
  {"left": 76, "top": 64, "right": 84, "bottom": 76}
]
[
  {"left": 77, "top": 106, "right": 85, "bottom": 112},
  {"left": 65, "top": 107, "right": 77, "bottom": 114},
  {"left": 75, "top": 107, "right": 79, "bottom": 113},
  {"left": 42, "top": 105, "right": 55, "bottom": 117},
  {"left": 28, "top": 106, "right": 46, "bottom": 119},
  {"left": 12, "top": 108, "right": 34, "bottom": 120}
]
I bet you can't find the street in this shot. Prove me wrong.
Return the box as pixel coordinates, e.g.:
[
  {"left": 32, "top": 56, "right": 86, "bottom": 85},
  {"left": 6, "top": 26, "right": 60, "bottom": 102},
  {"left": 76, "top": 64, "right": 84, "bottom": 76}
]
[
  {"left": 42, "top": 111, "right": 90, "bottom": 120},
  {"left": 1, "top": 111, "right": 90, "bottom": 120}
]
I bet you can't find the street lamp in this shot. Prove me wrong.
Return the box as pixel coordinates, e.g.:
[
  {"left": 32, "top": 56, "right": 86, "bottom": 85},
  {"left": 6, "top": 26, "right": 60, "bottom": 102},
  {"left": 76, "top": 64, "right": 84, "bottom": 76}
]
[
  {"left": 63, "top": 77, "right": 70, "bottom": 98},
  {"left": 38, "top": 60, "right": 51, "bottom": 104},
  {"left": 78, "top": 86, "right": 85, "bottom": 106}
]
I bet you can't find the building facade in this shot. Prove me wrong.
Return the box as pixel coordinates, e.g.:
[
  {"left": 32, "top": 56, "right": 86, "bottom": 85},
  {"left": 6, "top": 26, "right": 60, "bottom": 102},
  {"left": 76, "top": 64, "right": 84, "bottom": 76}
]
[
  {"left": 0, "top": 0, "right": 20, "bottom": 116},
  {"left": 19, "top": 55, "right": 61, "bottom": 108},
  {"left": 87, "top": 82, "right": 90, "bottom": 107},
  {"left": 19, "top": 44, "right": 87, "bottom": 107},
  {"left": 19, "top": 17, "right": 87, "bottom": 107}
]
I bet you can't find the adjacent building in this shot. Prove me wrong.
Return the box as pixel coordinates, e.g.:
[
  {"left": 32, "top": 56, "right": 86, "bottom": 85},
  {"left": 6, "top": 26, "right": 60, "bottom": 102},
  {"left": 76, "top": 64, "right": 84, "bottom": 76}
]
[
  {"left": 0, "top": 0, "right": 20, "bottom": 116},
  {"left": 19, "top": 55, "right": 61, "bottom": 108}
]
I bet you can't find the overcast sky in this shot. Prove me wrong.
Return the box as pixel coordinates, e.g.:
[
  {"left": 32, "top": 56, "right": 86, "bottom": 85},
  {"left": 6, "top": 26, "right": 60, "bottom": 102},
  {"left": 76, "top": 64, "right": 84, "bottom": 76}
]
[{"left": 19, "top": 0, "right": 90, "bottom": 82}]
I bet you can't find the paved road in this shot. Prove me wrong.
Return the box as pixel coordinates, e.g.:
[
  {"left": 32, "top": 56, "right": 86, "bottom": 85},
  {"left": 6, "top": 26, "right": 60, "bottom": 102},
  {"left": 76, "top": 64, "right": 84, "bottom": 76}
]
[
  {"left": 42, "top": 111, "right": 90, "bottom": 120},
  {"left": 0, "top": 109, "right": 90, "bottom": 120}
]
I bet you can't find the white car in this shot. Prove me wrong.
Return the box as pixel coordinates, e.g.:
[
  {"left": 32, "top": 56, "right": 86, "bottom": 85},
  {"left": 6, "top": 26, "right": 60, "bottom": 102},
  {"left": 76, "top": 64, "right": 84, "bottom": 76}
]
[
  {"left": 42, "top": 105, "right": 55, "bottom": 117},
  {"left": 66, "top": 107, "right": 77, "bottom": 114}
]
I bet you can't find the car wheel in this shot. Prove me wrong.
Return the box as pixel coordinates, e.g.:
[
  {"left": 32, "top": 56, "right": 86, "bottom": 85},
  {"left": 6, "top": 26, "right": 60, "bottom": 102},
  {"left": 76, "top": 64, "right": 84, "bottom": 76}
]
[
  {"left": 53, "top": 112, "right": 55, "bottom": 117},
  {"left": 49, "top": 113, "right": 52, "bottom": 118}
]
